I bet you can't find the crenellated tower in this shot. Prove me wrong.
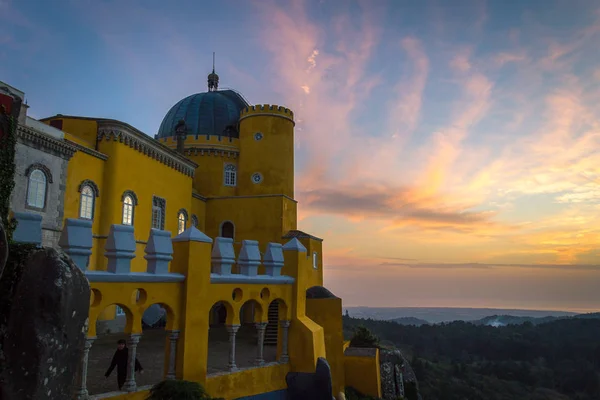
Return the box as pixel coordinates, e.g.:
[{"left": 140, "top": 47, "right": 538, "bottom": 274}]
[{"left": 237, "top": 105, "right": 295, "bottom": 198}]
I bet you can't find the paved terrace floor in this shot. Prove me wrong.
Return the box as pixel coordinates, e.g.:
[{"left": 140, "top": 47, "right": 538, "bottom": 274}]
[{"left": 87, "top": 326, "right": 278, "bottom": 396}]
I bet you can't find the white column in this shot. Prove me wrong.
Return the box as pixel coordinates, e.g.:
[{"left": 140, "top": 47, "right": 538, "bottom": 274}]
[
  {"left": 280, "top": 320, "right": 290, "bottom": 363},
  {"left": 166, "top": 330, "right": 180, "bottom": 379},
  {"left": 75, "top": 337, "right": 95, "bottom": 399},
  {"left": 254, "top": 322, "right": 268, "bottom": 366},
  {"left": 227, "top": 324, "right": 240, "bottom": 371},
  {"left": 123, "top": 333, "right": 141, "bottom": 392}
]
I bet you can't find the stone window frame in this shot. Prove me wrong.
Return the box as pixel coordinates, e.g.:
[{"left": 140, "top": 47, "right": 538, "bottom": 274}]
[
  {"left": 121, "top": 190, "right": 138, "bottom": 226},
  {"left": 191, "top": 214, "right": 199, "bottom": 228},
  {"left": 224, "top": 163, "right": 237, "bottom": 187},
  {"left": 313, "top": 251, "right": 318, "bottom": 269},
  {"left": 177, "top": 208, "right": 188, "bottom": 234},
  {"left": 24, "top": 163, "right": 53, "bottom": 211},
  {"left": 220, "top": 220, "right": 235, "bottom": 240},
  {"left": 78, "top": 179, "right": 99, "bottom": 220},
  {"left": 152, "top": 196, "right": 166, "bottom": 230}
]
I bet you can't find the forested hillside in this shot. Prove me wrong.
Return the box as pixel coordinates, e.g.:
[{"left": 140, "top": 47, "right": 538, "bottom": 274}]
[{"left": 343, "top": 315, "right": 600, "bottom": 400}]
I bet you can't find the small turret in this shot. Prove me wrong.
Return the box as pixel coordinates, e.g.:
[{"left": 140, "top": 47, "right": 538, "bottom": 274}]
[
  {"left": 174, "top": 119, "right": 187, "bottom": 154},
  {"left": 207, "top": 52, "right": 219, "bottom": 92}
]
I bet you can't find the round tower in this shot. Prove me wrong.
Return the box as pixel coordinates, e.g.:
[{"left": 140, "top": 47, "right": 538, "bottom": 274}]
[{"left": 237, "top": 104, "right": 295, "bottom": 198}]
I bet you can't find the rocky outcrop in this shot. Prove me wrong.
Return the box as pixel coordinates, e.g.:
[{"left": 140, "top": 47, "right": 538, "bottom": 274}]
[
  {"left": 379, "top": 349, "right": 421, "bottom": 400},
  {"left": 0, "top": 221, "right": 91, "bottom": 400}
]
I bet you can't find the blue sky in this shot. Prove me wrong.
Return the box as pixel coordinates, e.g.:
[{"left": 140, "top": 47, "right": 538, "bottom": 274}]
[{"left": 3, "top": 0, "right": 600, "bottom": 312}]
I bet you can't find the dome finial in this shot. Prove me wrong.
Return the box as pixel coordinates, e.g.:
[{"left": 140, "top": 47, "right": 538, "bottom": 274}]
[{"left": 208, "top": 52, "right": 219, "bottom": 92}]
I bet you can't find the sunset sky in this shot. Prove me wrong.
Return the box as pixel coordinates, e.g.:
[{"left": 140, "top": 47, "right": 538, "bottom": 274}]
[{"left": 3, "top": 0, "right": 600, "bottom": 312}]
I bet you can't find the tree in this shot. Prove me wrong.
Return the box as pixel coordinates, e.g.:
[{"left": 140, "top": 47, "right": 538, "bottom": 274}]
[
  {"left": 0, "top": 104, "right": 18, "bottom": 242},
  {"left": 349, "top": 326, "right": 380, "bottom": 348}
]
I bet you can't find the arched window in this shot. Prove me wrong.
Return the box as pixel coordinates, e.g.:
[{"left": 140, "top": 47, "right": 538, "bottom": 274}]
[
  {"left": 152, "top": 196, "right": 166, "bottom": 230},
  {"left": 191, "top": 214, "right": 199, "bottom": 228},
  {"left": 178, "top": 211, "right": 187, "bottom": 234},
  {"left": 121, "top": 190, "right": 138, "bottom": 226},
  {"left": 77, "top": 180, "right": 99, "bottom": 220},
  {"left": 26, "top": 169, "right": 47, "bottom": 209},
  {"left": 122, "top": 196, "right": 134, "bottom": 225},
  {"left": 220, "top": 221, "right": 234, "bottom": 239},
  {"left": 224, "top": 164, "right": 237, "bottom": 187},
  {"left": 79, "top": 186, "right": 95, "bottom": 219}
]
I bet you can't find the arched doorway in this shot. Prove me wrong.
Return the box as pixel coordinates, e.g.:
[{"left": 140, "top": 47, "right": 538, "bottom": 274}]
[{"left": 220, "top": 221, "right": 234, "bottom": 239}]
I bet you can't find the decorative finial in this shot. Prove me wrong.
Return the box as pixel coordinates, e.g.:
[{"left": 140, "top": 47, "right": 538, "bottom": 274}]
[{"left": 208, "top": 52, "right": 219, "bottom": 92}]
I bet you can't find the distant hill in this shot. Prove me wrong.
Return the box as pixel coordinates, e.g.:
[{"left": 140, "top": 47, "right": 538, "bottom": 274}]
[
  {"left": 472, "top": 314, "right": 561, "bottom": 326},
  {"left": 472, "top": 312, "right": 600, "bottom": 327},
  {"left": 390, "top": 316, "right": 430, "bottom": 326},
  {"left": 345, "top": 306, "right": 580, "bottom": 324}
]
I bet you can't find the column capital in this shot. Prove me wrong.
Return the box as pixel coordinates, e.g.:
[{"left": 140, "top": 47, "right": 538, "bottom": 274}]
[
  {"left": 255, "top": 322, "right": 268, "bottom": 330},
  {"left": 226, "top": 324, "right": 241, "bottom": 333},
  {"left": 279, "top": 319, "right": 291, "bottom": 328},
  {"left": 167, "top": 330, "right": 180, "bottom": 340},
  {"left": 127, "top": 333, "right": 142, "bottom": 345}
]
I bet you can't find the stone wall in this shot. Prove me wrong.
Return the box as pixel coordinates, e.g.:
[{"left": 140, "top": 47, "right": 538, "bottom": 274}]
[{"left": 10, "top": 128, "right": 74, "bottom": 248}]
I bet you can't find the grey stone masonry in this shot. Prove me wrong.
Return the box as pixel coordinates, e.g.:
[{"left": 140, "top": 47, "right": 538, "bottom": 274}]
[{"left": 10, "top": 124, "right": 76, "bottom": 248}]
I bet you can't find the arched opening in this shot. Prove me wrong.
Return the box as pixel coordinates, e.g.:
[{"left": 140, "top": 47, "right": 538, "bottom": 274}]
[
  {"left": 207, "top": 301, "right": 231, "bottom": 374},
  {"left": 235, "top": 300, "right": 268, "bottom": 368},
  {"left": 134, "top": 303, "right": 170, "bottom": 388},
  {"left": 265, "top": 299, "right": 279, "bottom": 347},
  {"left": 87, "top": 303, "right": 139, "bottom": 396},
  {"left": 265, "top": 299, "right": 288, "bottom": 363},
  {"left": 220, "top": 221, "right": 234, "bottom": 239}
]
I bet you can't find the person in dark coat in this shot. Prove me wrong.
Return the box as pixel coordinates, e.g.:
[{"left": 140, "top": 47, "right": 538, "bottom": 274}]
[{"left": 105, "top": 339, "right": 144, "bottom": 390}]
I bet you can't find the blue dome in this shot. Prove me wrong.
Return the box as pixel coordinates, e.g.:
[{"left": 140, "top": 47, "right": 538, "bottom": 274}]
[{"left": 157, "top": 90, "right": 249, "bottom": 139}]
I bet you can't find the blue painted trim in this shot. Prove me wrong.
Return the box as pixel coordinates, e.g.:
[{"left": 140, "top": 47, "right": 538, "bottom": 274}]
[
  {"left": 12, "top": 212, "right": 43, "bottom": 246},
  {"left": 13, "top": 211, "right": 43, "bottom": 222},
  {"left": 85, "top": 271, "right": 186, "bottom": 282},
  {"left": 210, "top": 274, "right": 294, "bottom": 284},
  {"left": 172, "top": 226, "right": 213, "bottom": 243},
  {"left": 282, "top": 238, "right": 306, "bottom": 252}
]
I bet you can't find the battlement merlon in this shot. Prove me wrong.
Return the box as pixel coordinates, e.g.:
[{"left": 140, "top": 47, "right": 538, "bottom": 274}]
[{"left": 239, "top": 104, "right": 295, "bottom": 125}]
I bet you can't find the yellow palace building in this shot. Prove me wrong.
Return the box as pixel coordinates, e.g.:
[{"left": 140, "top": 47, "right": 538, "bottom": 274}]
[{"left": 4, "top": 70, "right": 384, "bottom": 399}]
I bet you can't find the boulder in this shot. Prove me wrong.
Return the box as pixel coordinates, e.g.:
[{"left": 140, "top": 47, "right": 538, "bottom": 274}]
[
  {"left": 0, "top": 220, "right": 7, "bottom": 279},
  {"left": 286, "top": 357, "right": 335, "bottom": 400},
  {"left": 0, "top": 244, "right": 90, "bottom": 400}
]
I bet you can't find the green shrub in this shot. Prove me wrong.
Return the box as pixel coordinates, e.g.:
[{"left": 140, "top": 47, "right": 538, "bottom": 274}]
[
  {"left": 349, "top": 326, "right": 380, "bottom": 349},
  {"left": 146, "top": 380, "right": 224, "bottom": 400}
]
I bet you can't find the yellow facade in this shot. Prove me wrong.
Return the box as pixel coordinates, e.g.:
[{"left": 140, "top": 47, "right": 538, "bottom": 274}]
[
  {"left": 33, "top": 85, "right": 379, "bottom": 399},
  {"left": 344, "top": 348, "right": 382, "bottom": 398}
]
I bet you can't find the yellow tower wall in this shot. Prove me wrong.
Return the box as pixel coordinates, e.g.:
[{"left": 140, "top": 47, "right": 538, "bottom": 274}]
[
  {"left": 296, "top": 237, "right": 324, "bottom": 288},
  {"left": 191, "top": 194, "right": 207, "bottom": 231},
  {"left": 205, "top": 195, "right": 297, "bottom": 248},
  {"left": 237, "top": 105, "right": 295, "bottom": 198},
  {"left": 306, "top": 297, "right": 346, "bottom": 395},
  {"left": 158, "top": 135, "right": 239, "bottom": 198},
  {"left": 344, "top": 348, "right": 382, "bottom": 398},
  {"left": 42, "top": 117, "right": 99, "bottom": 147},
  {"left": 283, "top": 242, "right": 327, "bottom": 373}
]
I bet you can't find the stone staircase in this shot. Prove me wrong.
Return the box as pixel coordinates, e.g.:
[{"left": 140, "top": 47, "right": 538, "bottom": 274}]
[{"left": 265, "top": 300, "right": 279, "bottom": 346}]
